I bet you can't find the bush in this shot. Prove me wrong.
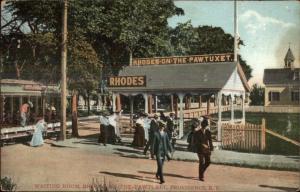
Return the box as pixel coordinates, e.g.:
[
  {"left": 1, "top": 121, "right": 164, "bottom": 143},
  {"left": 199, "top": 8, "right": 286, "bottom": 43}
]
[{"left": 0, "top": 177, "right": 17, "bottom": 192}]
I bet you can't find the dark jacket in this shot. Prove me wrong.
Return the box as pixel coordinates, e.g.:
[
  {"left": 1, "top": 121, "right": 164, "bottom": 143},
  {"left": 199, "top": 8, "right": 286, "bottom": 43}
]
[
  {"left": 192, "top": 128, "right": 213, "bottom": 154},
  {"left": 149, "top": 119, "right": 159, "bottom": 139},
  {"left": 166, "top": 117, "right": 174, "bottom": 139},
  {"left": 151, "top": 131, "right": 173, "bottom": 159}
]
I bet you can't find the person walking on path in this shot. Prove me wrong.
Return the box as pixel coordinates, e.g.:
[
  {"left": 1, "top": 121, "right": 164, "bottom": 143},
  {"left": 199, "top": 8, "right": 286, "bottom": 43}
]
[
  {"left": 143, "top": 114, "right": 159, "bottom": 156},
  {"left": 192, "top": 118, "right": 213, "bottom": 181},
  {"left": 151, "top": 121, "right": 173, "bottom": 184}
]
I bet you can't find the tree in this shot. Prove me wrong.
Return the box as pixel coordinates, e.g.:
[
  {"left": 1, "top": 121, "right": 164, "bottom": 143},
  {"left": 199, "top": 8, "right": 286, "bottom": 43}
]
[
  {"left": 169, "top": 21, "right": 253, "bottom": 80},
  {"left": 249, "top": 84, "right": 265, "bottom": 106}
]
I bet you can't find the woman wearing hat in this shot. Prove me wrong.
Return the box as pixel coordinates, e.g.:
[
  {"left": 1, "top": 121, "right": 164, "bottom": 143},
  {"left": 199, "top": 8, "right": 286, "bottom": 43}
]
[
  {"left": 20, "top": 101, "right": 33, "bottom": 127},
  {"left": 30, "top": 118, "right": 47, "bottom": 147}
]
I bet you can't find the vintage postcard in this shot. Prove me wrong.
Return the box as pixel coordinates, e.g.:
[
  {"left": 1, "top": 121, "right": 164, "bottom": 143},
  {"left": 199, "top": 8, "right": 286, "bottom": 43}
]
[{"left": 1, "top": 0, "right": 299, "bottom": 192}]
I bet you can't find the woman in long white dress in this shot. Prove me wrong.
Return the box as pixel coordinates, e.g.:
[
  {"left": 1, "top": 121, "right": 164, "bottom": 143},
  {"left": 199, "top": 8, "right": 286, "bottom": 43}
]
[{"left": 30, "top": 119, "right": 47, "bottom": 147}]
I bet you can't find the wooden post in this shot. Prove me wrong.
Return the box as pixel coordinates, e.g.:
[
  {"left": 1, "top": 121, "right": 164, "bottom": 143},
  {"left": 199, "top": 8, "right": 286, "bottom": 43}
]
[
  {"left": 35, "top": 96, "right": 39, "bottom": 115},
  {"left": 198, "top": 96, "right": 202, "bottom": 108},
  {"left": 148, "top": 95, "right": 152, "bottom": 114},
  {"left": 112, "top": 93, "right": 116, "bottom": 112},
  {"left": 143, "top": 93, "right": 148, "bottom": 114},
  {"left": 42, "top": 94, "right": 46, "bottom": 119},
  {"left": 260, "top": 118, "right": 266, "bottom": 152},
  {"left": 185, "top": 95, "right": 191, "bottom": 109},
  {"left": 178, "top": 93, "right": 184, "bottom": 138},
  {"left": 116, "top": 94, "right": 121, "bottom": 112},
  {"left": 217, "top": 92, "right": 222, "bottom": 141},
  {"left": 170, "top": 95, "right": 174, "bottom": 112},
  {"left": 0, "top": 95, "right": 3, "bottom": 125},
  {"left": 130, "top": 96, "right": 134, "bottom": 129},
  {"left": 206, "top": 95, "right": 210, "bottom": 115},
  {"left": 72, "top": 92, "right": 79, "bottom": 137},
  {"left": 174, "top": 95, "right": 178, "bottom": 118},
  {"left": 10, "top": 96, "right": 14, "bottom": 119}
]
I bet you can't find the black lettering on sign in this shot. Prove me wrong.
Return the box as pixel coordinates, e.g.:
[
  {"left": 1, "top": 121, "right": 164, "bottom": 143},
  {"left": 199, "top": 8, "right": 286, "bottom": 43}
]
[
  {"left": 132, "top": 53, "right": 234, "bottom": 66},
  {"left": 108, "top": 76, "right": 146, "bottom": 87}
]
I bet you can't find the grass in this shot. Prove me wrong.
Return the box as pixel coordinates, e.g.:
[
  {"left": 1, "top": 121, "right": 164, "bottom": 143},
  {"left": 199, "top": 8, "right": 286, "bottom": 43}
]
[{"left": 216, "top": 111, "right": 300, "bottom": 156}]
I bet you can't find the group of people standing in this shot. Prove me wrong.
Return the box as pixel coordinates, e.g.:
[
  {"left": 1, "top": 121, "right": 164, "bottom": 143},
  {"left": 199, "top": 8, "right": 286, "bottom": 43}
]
[
  {"left": 98, "top": 110, "right": 122, "bottom": 146},
  {"left": 132, "top": 112, "right": 177, "bottom": 152}
]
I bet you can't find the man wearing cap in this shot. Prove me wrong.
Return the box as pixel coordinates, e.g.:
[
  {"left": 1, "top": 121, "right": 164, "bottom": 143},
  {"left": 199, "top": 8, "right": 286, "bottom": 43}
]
[
  {"left": 151, "top": 120, "right": 173, "bottom": 184},
  {"left": 20, "top": 101, "right": 33, "bottom": 127},
  {"left": 192, "top": 117, "right": 214, "bottom": 181}
]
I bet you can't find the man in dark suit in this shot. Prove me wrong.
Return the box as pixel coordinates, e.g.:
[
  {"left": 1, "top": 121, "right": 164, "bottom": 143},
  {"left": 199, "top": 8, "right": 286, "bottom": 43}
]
[
  {"left": 151, "top": 121, "right": 173, "bottom": 184},
  {"left": 192, "top": 118, "right": 213, "bottom": 181},
  {"left": 143, "top": 114, "right": 159, "bottom": 155}
]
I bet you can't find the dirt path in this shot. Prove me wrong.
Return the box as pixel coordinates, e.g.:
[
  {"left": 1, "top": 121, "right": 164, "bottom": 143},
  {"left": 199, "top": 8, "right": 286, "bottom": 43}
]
[
  {"left": 1, "top": 141, "right": 299, "bottom": 192},
  {"left": 1, "top": 120, "right": 299, "bottom": 192}
]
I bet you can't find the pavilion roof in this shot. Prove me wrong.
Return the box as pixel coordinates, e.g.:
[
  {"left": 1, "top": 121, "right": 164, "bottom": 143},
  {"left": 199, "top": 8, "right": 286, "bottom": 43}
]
[{"left": 109, "top": 62, "right": 249, "bottom": 94}]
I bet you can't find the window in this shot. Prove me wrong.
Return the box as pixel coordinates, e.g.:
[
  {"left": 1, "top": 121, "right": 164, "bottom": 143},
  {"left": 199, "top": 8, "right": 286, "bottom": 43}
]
[
  {"left": 291, "top": 91, "right": 300, "bottom": 101},
  {"left": 268, "top": 91, "right": 280, "bottom": 101}
]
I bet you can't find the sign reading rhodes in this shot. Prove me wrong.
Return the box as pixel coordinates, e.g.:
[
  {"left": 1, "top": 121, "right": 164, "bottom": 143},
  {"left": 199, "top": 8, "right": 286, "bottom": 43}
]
[
  {"left": 108, "top": 76, "right": 146, "bottom": 87},
  {"left": 132, "top": 53, "right": 233, "bottom": 66}
]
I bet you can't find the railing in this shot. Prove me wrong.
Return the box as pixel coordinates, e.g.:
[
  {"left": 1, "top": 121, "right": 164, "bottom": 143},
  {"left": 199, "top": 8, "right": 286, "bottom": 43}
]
[
  {"left": 77, "top": 105, "right": 106, "bottom": 111},
  {"left": 246, "top": 105, "right": 300, "bottom": 113},
  {"left": 182, "top": 105, "right": 231, "bottom": 119},
  {"left": 221, "top": 120, "right": 265, "bottom": 152}
]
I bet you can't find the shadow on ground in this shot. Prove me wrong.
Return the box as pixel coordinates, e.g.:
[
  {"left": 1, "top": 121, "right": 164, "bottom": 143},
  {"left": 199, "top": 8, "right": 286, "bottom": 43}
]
[
  {"left": 138, "top": 171, "right": 198, "bottom": 181},
  {"left": 99, "top": 171, "right": 157, "bottom": 184},
  {"left": 259, "top": 185, "right": 298, "bottom": 192}
]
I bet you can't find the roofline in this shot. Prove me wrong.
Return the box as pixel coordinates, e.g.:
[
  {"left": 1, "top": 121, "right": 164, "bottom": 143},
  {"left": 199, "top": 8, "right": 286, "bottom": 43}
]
[
  {"left": 237, "top": 63, "right": 250, "bottom": 92},
  {"left": 132, "top": 53, "right": 234, "bottom": 60},
  {"left": 109, "top": 88, "right": 222, "bottom": 93}
]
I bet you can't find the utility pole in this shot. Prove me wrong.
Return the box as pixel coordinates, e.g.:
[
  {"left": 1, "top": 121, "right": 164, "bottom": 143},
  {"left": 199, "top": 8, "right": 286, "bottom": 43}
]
[
  {"left": 0, "top": 0, "right": 4, "bottom": 126},
  {"left": 233, "top": 0, "right": 238, "bottom": 62},
  {"left": 60, "top": 0, "right": 67, "bottom": 140}
]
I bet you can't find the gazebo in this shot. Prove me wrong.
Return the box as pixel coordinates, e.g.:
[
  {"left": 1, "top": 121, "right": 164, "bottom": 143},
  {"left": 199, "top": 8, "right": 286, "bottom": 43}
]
[{"left": 107, "top": 54, "right": 250, "bottom": 140}]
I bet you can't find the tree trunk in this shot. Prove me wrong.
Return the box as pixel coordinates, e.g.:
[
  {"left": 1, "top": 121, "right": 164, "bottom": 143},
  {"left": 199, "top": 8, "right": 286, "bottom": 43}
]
[
  {"left": 72, "top": 92, "right": 79, "bottom": 137},
  {"left": 14, "top": 62, "right": 20, "bottom": 79},
  {"left": 87, "top": 92, "right": 90, "bottom": 116}
]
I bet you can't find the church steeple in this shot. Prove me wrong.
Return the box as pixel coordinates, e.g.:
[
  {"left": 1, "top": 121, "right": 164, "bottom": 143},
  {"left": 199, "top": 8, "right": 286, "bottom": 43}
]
[{"left": 284, "top": 45, "right": 295, "bottom": 68}]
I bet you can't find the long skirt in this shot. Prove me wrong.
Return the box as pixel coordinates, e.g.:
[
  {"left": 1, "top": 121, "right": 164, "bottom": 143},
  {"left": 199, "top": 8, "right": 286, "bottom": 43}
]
[
  {"left": 99, "top": 124, "right": 116, "bottom": 144},
  {"left": 30, "top": 131, "right": 44, "bottom": 147},
  {"left": 132, "top": 125, "right": 145, "bottom": 147}
]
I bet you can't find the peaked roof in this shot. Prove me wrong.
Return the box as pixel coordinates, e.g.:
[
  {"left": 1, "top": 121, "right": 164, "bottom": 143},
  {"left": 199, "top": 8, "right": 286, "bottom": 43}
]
[
  {"left": 284, "top": 48, "right": 295, "bottom": 63},
  {"left": 263, "top": 68, "right": 300, "bottom": 85},
  {"left": 109, "top": 62, "right": 249, "bottom": 93}
]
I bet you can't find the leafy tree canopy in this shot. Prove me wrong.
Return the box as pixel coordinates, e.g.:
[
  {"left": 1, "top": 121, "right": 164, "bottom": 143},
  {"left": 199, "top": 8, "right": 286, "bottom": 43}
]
[{"left": 249, "top": 84, "right": 265, "bottom": 106}]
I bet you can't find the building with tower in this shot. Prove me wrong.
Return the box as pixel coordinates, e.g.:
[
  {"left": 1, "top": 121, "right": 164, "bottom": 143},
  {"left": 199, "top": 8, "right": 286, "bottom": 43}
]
[{"left": 263, "top": 47, "right": 300, "bottom": 106}]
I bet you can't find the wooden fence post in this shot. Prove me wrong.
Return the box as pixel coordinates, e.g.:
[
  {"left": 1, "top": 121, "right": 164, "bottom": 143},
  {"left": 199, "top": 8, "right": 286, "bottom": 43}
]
[{"left": 260, "top": 118, "right": 266, "bottom": 152}]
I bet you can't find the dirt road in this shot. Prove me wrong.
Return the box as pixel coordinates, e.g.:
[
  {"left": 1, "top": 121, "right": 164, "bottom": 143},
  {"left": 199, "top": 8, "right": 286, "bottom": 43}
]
[{"left": 1, "top": 140, "right": 299, "bottom": 192}]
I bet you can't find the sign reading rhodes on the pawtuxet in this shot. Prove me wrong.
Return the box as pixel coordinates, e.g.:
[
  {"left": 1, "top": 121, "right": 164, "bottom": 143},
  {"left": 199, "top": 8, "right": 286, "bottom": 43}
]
[
  {"left": 108, "top": 76, "right": 146, "bottom": 87},
  {"left": 132, "top": 53, "right": 233, "bottom": 66}
]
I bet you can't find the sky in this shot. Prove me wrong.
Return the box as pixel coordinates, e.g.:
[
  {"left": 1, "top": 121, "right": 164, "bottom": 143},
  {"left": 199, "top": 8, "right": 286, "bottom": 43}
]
[{"left": 168, "top": 0, "right": 300, "bottom": 86}]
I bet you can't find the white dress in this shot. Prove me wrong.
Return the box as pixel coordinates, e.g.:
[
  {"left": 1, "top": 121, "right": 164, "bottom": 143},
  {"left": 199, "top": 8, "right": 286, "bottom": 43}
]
[{"left": 30, "top": 120, "right": 47, "bottom": 147}]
